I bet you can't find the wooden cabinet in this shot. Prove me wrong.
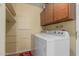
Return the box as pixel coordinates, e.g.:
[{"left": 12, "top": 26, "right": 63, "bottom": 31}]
[
  {"left": 53, "top": 3, "right": 68, "bottom": 23},
  {"left": 68, "top": 4, "right": 75, "bottom": 20},
  {"left": 45, "top": 4, "right": 54, "bottom": 25},
  {"left": 40, "top": 3, "right": 75, "bottom": 26},
  {"left": 41, "top": 4, "right": 54, "bottom": 26},
  {"left": 40, "top": 10, "right": 46, "bottom": 25},
  {"left": 41, "top": 4, "right": 54, "bottom": 25}
]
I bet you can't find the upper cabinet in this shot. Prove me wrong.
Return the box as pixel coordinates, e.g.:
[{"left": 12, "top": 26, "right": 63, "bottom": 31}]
[
  {"left": 41, "top": 4, "right": 54, "bottom": 26},
  {"left": 40, "top": 10, "right": 46, "bottom": 26},
  {"left": 40, "top": 3, "right": 76, "bottom": 26},
  {"left": 45, "top": 4, "right": 54, "bottom": 25},
  {"left": 53, "top": 3, "right": 68, "bottom": 22}
]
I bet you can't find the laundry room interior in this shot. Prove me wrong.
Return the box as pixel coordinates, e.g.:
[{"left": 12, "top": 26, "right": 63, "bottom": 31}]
[{"left": 0, "top": 3, "right": 79, "bottom": 56}]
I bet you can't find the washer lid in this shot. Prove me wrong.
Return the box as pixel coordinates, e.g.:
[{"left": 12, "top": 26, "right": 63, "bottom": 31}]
[
  {"left": 35, "top": 32, "right": 70, "bottom": 41},
  {"left": 46, "top": 30, "right": 69, "bottom": 36}
]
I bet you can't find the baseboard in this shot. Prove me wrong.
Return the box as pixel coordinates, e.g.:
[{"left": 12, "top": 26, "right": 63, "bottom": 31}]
[
  {"left": 6, "top": 49, "right": 32, "bottom": 56},
  {"left": 6, "top": 52, "right": 16, "bottom": 56},
  {"left": 16, "top": 49, "right": 32, "bottom": 53}
]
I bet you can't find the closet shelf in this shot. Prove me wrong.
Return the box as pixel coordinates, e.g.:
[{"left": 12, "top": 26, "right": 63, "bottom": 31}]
[
  {"left": 6, "top": 4, "right": 16, "bottom": 16},
  {"left": 6, "top": 7, "right": 16, "bottom": 23}
]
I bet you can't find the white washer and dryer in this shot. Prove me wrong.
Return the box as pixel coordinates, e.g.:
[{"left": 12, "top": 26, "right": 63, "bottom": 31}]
[{"left": 31, "top": 30, "right": 70, "bottom": 56}]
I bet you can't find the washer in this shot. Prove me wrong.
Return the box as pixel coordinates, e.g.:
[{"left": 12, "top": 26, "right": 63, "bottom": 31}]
[{"left": 31, "top": 31, "right": 70, "bottom": 56}]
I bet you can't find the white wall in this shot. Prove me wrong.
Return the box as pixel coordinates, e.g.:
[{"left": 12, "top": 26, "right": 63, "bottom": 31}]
[
  {"left": 76, "top": 3, "right": 79, "bottom": 56},
  {"left": 13, "top": 4, "right": 42, "bottom": 53},
  {"left": 0, "top": 4, "right": 5, "bottom": 56}
]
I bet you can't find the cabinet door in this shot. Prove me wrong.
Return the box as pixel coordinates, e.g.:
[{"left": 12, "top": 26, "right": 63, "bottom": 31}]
[
  {"left": 45, "top": 4, "right": 54, "bottom": 25},
  {"left": 68, "top": 3, "right": 76, "bottom": 20},
  {"left": 54, "top": 3, "right": 68, "bottom": 23},
  {"left": 40, "top": 10, "right": 46, "bottom": 26}
]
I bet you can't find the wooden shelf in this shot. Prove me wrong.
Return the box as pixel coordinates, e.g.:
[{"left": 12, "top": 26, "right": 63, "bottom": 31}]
[
  {"left": 6, "top": 4, "right": 16, "bottom": 16},
  {"left": 6, "top": 7, "right": 16, "bottom": 23}
]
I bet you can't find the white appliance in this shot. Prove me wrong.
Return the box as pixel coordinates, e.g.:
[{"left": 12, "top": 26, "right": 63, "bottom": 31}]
[{"left": 31, "top": 31, "right": 70, "bottom": 56}]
